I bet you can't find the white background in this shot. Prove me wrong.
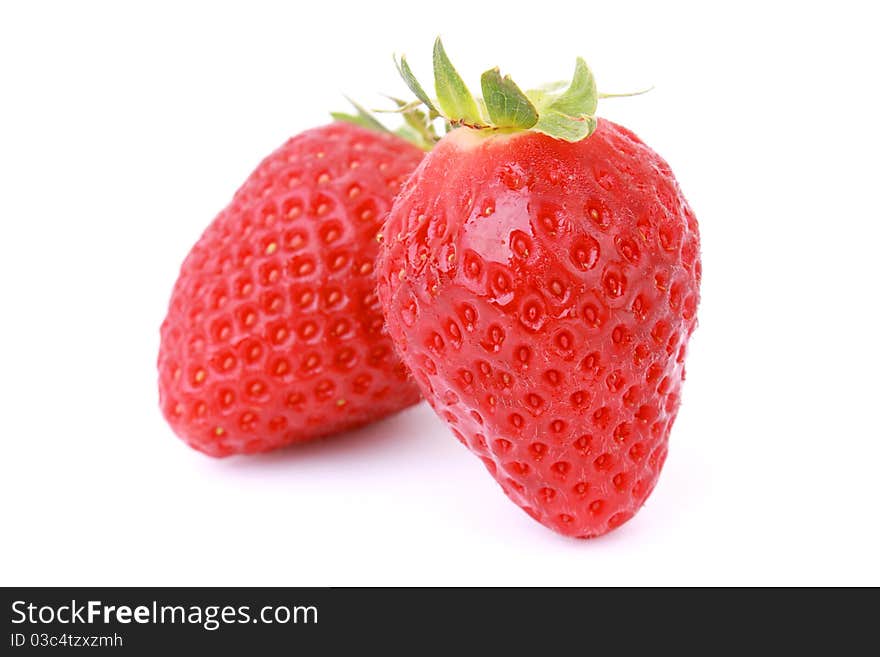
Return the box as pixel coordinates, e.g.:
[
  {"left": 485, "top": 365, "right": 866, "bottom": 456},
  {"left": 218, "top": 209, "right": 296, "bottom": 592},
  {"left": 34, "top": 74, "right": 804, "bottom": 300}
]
[{"left": 2, "top": 1, "right": 878, "bottom": 586}]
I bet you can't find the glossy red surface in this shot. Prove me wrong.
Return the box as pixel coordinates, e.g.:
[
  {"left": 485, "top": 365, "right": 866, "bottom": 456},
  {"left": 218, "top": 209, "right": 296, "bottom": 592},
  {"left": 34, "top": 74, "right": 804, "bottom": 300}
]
[{"left": 379, "top": 119, "right": 701, "bottom": 537}]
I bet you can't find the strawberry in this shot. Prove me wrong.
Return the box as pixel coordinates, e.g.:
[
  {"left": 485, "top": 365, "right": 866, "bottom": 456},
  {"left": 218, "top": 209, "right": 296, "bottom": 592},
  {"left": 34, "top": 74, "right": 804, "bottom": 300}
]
[
  {"left": 377, "top": 40, "right": 700, "bottom": 537},
  {"left": 159, "top": 121, "right": 424, "bottom": 456}
]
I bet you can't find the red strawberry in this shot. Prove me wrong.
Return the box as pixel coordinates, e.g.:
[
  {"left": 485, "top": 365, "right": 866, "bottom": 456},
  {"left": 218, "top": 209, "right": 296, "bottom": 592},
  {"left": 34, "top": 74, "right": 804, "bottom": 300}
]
[
  {"left": 159, "top": 122, "right": 424, "bottom": 456},
  {"left": 378, "top": 41, "right": 700, "bottom": 537}
]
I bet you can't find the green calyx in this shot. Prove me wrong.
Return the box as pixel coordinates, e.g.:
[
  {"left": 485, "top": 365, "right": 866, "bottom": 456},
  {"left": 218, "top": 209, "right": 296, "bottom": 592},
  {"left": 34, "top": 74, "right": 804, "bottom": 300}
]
[
  {"left": 331, "top": 94, "right": 439, "bottom": 151},
  {"left": 332, "top": 37, "right": 649, "bottom": 148},
  {"left": 400, "top": 37, "right": 604, "bottom": 142},
  {"left": 330, "top": 96, "right": 390, "bottom": 134}
]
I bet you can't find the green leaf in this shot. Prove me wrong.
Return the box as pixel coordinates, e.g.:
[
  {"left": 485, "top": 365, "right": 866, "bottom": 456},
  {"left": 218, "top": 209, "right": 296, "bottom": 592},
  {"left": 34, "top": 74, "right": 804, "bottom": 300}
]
[
  {"left": 524, "top": 81, "right": 565, "bottom": 109},
  {"left": 330, "top": 111, "right": 386, "bottom": 132},
  {"left": 533, "top": 80, "right": 569, "bottom": 93},
  {"left": 394, "top": 55, "right": 437, "bottom": 113},
  {"left": 534, "top": 111, "right": 597, "bottom": 142},
  {"left": 402, "top": 106, "right": 431, "bottom": 134},
  {"left": 384, "top": 95, "right": 408, "bottom": 107},
  {"left": 480, "top": 68, "right": 538, "bottom": 129},
  {"left": 598, "top": 86, "right": 655, "bottom": 99},
  {"left": 402, "top": 106, "right": 439, "bottom": 150},
  {"left": 432, "top": 37, "right": 483, "bottom": 124},
  {"left": 546, "top": 57, "right": 597, "bottom": 117},
  {"left": 331, "top": 96, "right": 389, "bottom": 133},
  {"left": 373, "top": 97, "right": 424, "bottom": 114},
  {"left": 524, "top": 57, "right": 599, "bottom": 142},
  {"left": 395, "top": 124, "right": 425, "bottom": 147}
]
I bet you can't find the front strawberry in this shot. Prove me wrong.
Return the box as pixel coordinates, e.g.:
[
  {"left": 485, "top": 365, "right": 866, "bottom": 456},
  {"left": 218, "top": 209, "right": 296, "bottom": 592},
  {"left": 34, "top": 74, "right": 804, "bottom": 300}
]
[
  {"left": 378, "top": 41, "right": 700, "bottom": 537},
  {"left": 159, "top": 122, "right": 423, "bottom": 456}
]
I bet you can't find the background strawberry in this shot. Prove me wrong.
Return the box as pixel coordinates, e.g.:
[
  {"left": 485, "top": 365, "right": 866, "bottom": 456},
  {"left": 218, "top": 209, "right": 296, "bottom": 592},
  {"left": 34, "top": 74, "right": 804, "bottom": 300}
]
[
  {"left": 159, "top": 122, "right": 424, "bottom": 456},
  {"left": 377, "top": 41, "right": 700, "bottom": 537}
]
